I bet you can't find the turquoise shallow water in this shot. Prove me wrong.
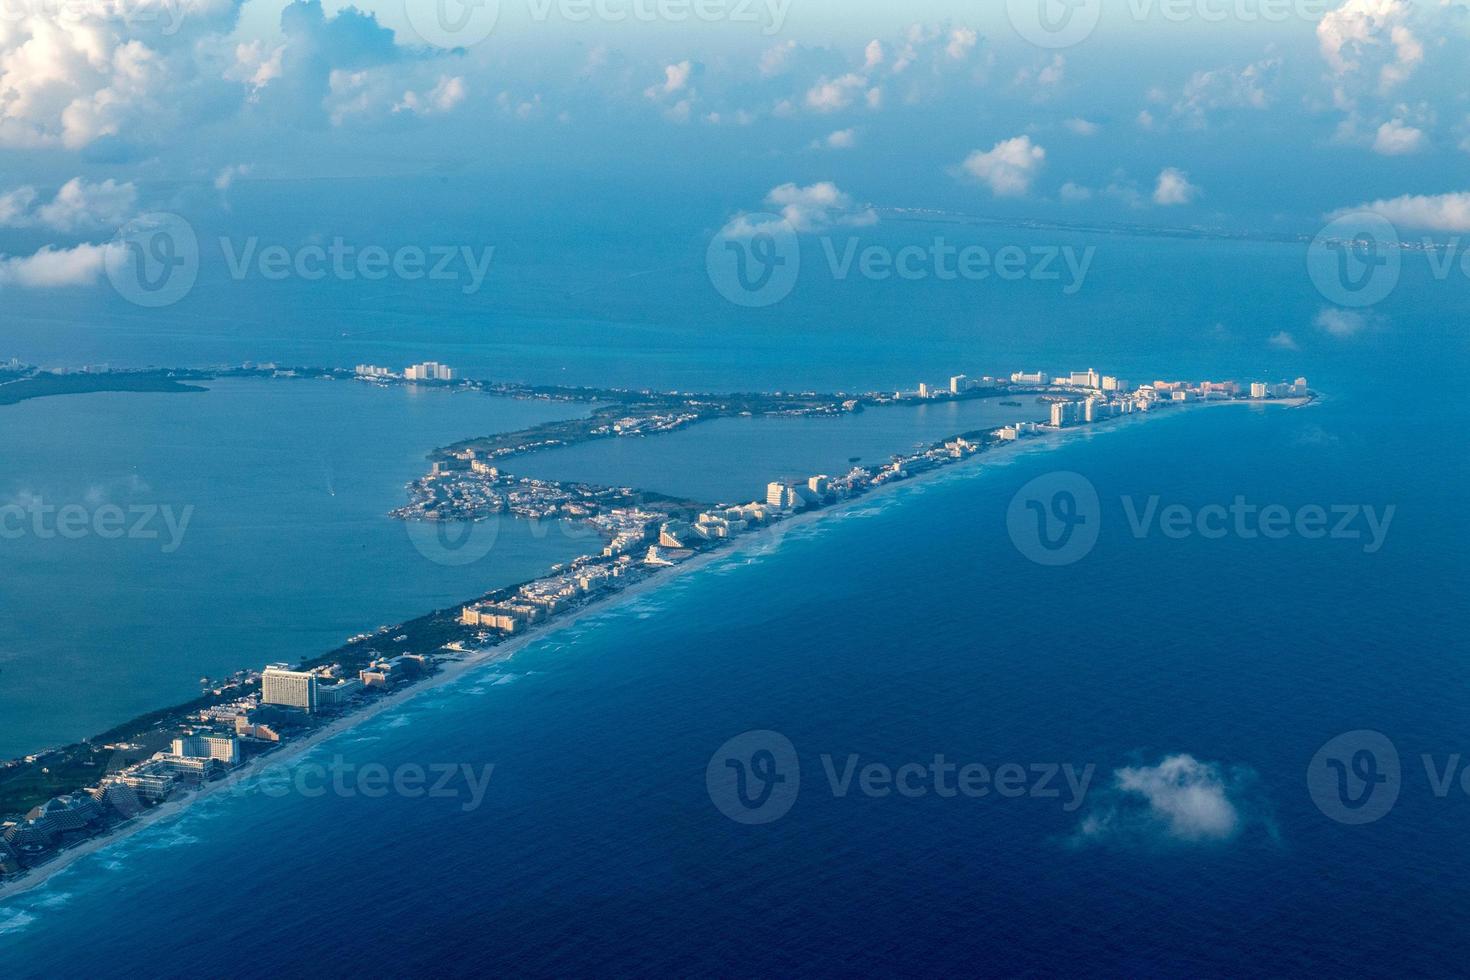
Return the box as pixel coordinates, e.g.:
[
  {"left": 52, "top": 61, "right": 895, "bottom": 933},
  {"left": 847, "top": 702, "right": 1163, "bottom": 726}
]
[{"left": 0, "top": 379, "right": 590, "bottom": 758}]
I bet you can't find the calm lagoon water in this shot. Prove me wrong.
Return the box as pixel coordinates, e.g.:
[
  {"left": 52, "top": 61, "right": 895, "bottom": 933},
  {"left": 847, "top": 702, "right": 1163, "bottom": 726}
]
[
  {"left": 515, "top": 396, "right": 1050, "bottom": 503},
  {"left": 0, "top": 379, "right": 590, "bottom": 759}
]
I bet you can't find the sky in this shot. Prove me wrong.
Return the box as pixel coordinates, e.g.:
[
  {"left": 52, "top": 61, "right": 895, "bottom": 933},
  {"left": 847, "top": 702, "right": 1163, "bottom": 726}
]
[{"left": 0, "top": 0, "right": 1466, "bottom": 300}]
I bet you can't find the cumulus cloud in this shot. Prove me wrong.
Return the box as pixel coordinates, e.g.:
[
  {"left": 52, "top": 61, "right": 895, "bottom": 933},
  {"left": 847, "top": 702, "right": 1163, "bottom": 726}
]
[
  {"left": 1015, "top": 54, "right": 1065, "bottom": 94},
  {"left": 805, "top": 73, "right": 868, "bottom": 112},
  {"left": 1317, "top": 0, "right": 1423, "bottom": 92},
  {"left": 763, "top": 181, "right": 876, "bottom": 232},
  {"left": 1334, "top": 191, "right": 1470, "bottom": 232},
  {"left": 0, "top": 242, "right": 113, "bottom": 288},
  {"left": 1073, "top": 754, "right": 1269, "bottom": 846},
  {"left": 395, "top": 75, "right": 467, "bottom": 115},
  {"left": 1373, "top": 118, "right": 1425, "bottom": 154},
  {"left": 1316, "top": 308, "right": 1373, "bottom": 338},
  {"left": 815, "top": 128, "right": 857, "bottom": 150},
  {"left": 863, "top": 39, "right": 884, "bottom": 71},
  {"left": 0, "top": 178, "right": 136, "bottom": 231},
  {"left": 759, "top": 40, "right": 797, "bottom": 77},
  {"left": 647, "top": 61, "right": 693, "bottom": 98},
  {"left": 946, "top": 27, "right": 978, "bottom": 61},
  {"left": 1153, "top": 167, "right": 1200, "bottom": 205},
  {"left": 960, "top": 136, "right": 1045, "bottom": 197},
  {"left": 1174, "top": 59, "right": 1279, "bottom": 125},
  {"left": 0, "top": 0, "right": 244, "bottom": 149},
  {"left": 1064, "top": 117, "right": 1099, "bottom": 136},
  {"left": 1268, "top": 331, "right": 1300, "bottom": 350}
]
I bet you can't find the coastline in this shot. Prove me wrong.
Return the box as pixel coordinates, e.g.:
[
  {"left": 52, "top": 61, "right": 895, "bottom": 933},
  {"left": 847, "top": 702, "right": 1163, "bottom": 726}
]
[{"left": 0, "top": 395, "right": 1307, "bottom": 906}]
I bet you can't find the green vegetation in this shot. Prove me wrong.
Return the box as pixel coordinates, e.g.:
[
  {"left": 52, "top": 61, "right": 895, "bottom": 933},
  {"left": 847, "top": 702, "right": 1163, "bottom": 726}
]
[{"left": 0, "top": 370, "right": 211, "bottom": 407}]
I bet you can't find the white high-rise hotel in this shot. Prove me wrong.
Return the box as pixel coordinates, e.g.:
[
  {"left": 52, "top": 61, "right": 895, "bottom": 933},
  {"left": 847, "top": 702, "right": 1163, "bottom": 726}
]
[
  {"left": 405, "top": 361, "right": 455, "bottom": 382},
  {"left": 261, "top": 665, "right": 319, "bottom": 712}
]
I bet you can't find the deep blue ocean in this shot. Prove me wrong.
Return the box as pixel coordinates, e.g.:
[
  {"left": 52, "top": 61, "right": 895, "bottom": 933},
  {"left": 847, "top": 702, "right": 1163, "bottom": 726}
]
[{"left": 1, "top": 200, "right": 1467, "bottom": 975}]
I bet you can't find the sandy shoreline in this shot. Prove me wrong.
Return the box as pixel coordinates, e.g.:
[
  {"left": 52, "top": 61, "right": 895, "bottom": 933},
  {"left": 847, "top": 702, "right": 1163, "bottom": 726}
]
[{"left": 0, "top": 395, "right": 1306, "bottom": 907}]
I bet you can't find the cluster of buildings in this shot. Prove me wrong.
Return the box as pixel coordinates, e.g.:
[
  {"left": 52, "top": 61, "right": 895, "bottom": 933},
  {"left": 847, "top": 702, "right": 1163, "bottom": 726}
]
[
  {"left": 590, "top": 412, "right": 702, "bottom": 437},
  {"left": 393, "top": 455, "right": 650, "bottom": 524},
  {"left": 0, "top": 646, "right": 448, "bottom": 878},
  {"left": 353, "top": 360, "right": 457, "bottom": 382}
]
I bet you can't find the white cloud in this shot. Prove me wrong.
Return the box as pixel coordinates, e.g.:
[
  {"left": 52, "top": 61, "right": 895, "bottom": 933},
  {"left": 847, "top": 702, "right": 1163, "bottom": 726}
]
[
  {"left": 1317, "top": 0, "right": 1422, "bottom": 91},
  {"left": 37, "top": 178, "right": 137, "bottom": 231},
  {"left": 395, "top": 76, "right": 467, "bottom": 116},
  {"left": 1064, "top": 117, "right": 1099, "bottom": 136},
  {"left": 1015, "top": 54, "right": 1065, "bottom": 93},
  {"left": 759, "top": 40, "right": 797, "bottom": 78},
  {"left": 805, "top": 73, "right": 867, "bottom": 113},
  {"left": 1175, "top": 59, "right": 1279, "bottom": 125},
  {"left": 235, "top": 40, "right": 285, "bottom": 95},
  {"left": 1038, "top": 54, "right": 1065, "bottom": 86},
  {"left": 1136, "top": 110, "right": 1156, "bottom": 130},
  {"left": 1373, "top": 118, "right": 1425, "bottom": 155},
  {"left": 1316, "top": 308, "right": 1372, "bottom": 338},
  {"left": 960, "top": 136, "right": 1045, "bottom": 198},
  {"left": 1059, "top": 181, "right": 1093, "bottom": 203},
  {"left": 945, "top": 27, "right": 978, "bottom": 61},
  {"left": 0, "top": 242, "right": 113, "bottom": 288},
  {"left": 0, "top": 178, "right": 136, "bottom": 231},
  {"left": 764, "top": 181, "right": 876, "bottom": 232},
  {"left": 214, "top": 164, "right": 252, "bottom": 192},
  {"left": 1268, "top": 331, "right": 1299, "bottom": 350},
  {"left": 646, "top": 61, "right": 693, "bottom": 99},
  {"left": 816, "top": 128, "right": 857, "bottom": 150},
  {"left": 863, "top": 39, "right": 884, "bottom": 71},
  {"left": 0, "top": 186, "right": 37, "bottom": 224},
  {"left": 1075, "top": 755, "right": 1261, "bottom": 846},
  {"left": 1153, "top": 167, "right": 1200, "bottom": 205}
]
